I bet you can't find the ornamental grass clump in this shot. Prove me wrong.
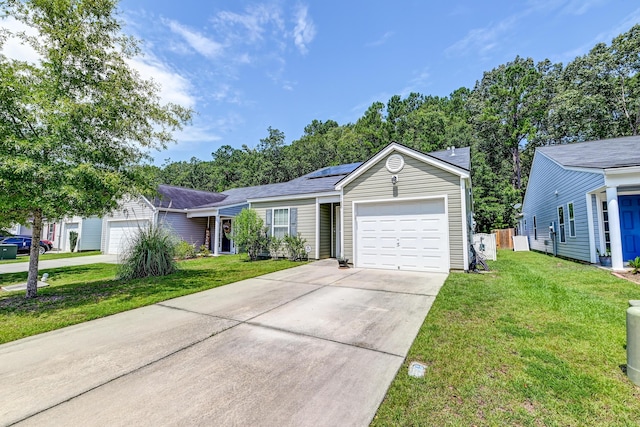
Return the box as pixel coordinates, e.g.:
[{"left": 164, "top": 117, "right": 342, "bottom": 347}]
[{"left": 117, "top": 224, "right": 178, "bottom": 280}]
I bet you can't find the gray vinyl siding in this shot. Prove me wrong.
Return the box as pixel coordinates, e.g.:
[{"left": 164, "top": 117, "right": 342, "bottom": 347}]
[
  {"left": 101, "top": 197, "right": 155, "bottom": 253},
  {"left": 521, "top": 152, "right": 604, "bottom": 262},
  {"left": 78, "top": 217, "right": 102, "bottom": 251},
  {"left": 161, "top": 212, "right": 208, "bottom": 247},
  {"left": 319, "top": 204, "right": 331, "bottom": 258},
  {"left": 251, "top": 199, "right": 317, "bottom": 259},
  {"left": 342, "top": 153, "right": 465, "bottom": 270},
  {"left": 220, "top": 204, "right": 248, "bottom": 216}
]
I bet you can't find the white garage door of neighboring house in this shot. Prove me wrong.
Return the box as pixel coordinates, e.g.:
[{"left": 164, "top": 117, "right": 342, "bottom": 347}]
[
  {"left": 355, "top": 198, "right": 449, "bottom": 272},
  {"left": 106, "top": 220, "right": 148, "bottom": 255},
  {"left": 63, "top": 223, "right": 79, "bottom": 252}
]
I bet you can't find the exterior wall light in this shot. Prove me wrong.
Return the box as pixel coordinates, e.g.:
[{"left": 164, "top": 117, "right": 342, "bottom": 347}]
[{"left": 391, "top": 175, "right": 398, "bottom": 185}]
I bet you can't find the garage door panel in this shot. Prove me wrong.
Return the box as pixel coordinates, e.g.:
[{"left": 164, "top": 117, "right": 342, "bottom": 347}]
[
  {"left": 355, "top": 199, "right": 449, "bottom": 273},
  {"left": 107, "top": 220, "right": 148, "bottom": 255}
]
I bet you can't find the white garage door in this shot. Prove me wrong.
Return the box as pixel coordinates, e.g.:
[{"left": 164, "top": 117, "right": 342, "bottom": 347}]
[
  {"left": 355, "top": 198, "right": 449, "bottom": 272},
  {"left": 106, "top": 220, "right": 148, "bottom": 255}
]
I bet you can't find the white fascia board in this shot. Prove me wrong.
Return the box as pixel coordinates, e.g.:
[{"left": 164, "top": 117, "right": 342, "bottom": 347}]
[
  {"left": 604, "top": 166, "right": 640, "bottom": 187},
  {"left": 335, "top": 143, "right": 469, "bottom": 191},
  {"left": 186, "top": 208, "right": 219, "bottom": 218},
  {"left": 247, "top": 191, "right": 340, "bottom": 204},
  {"left": 157, "top": 207, "right": 191, "bottom": 214},
  {"left": 139, "top": 195, "right": 157, "bottom": 212}
]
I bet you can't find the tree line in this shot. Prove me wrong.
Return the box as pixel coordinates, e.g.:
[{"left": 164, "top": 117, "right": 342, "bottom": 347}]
[{"left": 149, "top": 25, "right": 640, "bottom": 232}]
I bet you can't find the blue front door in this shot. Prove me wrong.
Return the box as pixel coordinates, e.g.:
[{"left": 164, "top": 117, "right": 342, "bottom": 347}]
[{"left": 619, "top": 195, "right": 640, "bottom": 262}]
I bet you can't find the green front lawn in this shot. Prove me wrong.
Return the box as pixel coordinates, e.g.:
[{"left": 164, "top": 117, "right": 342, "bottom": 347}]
[
  {"left": 374, "top": 250, "right": 640, "bottom": 426},
  {"left": 0, "top": 250, "right": 102, "bottom": 264},
  {"left": 0, "top": 255, "right": 301, "bottom": 344}
]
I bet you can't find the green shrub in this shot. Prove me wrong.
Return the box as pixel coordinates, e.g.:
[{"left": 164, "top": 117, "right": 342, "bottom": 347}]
[
  {"left": 230, "top": 208, "right": 267, "bottom": 261},
  {"left": 198, "top": 244, "right": 211, "bottom": 256},
  {"left": 69, "top": 230, "right": 78, "bottom": 252},
  {"left": 283, "top": 233, "right": 307, "bottom": 261},
  {"left": 117, "top": 224, "right": 178, "bottom": 280},
  {"left": 628, "top": 256, "right": 640, "bottom": 274},
  {"left": 175, "top": 240, "right": 197, "bottom": 259},
  {"left": 267, "top": 236, "right": 282, "bottom": 259}
]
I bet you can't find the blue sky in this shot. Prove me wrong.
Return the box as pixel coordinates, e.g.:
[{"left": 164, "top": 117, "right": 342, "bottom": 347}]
[{"left": 6, "top": 1, "right": 640, "bottom": 164}]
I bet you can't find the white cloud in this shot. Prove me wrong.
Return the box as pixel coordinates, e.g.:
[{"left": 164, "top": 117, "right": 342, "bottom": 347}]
[
  {"left": 0, "top": 17, "right": 41, "bottom": 63},
  {"left": 214, "top": 4, "right": 284, "bottom": 44},
  {"left": 127, "top": 54, "right": 196, "bottom": 109},
  {"left": 165, "top": 19, "right": 224, "bottom": 59},
  {"left": 400, "top": 67, "right": 431, "bottom": 96},
  {"left": 554, "top": 7, "right": 640, "bottom": 63},
  {"left": 366, "top": 31, "right": 394, "bottom": 48},
  {"left": 445, "top": 13, "right": 520, "bottom": 58},
  {"left": 292, "top": 4, "right": 316, "bottom": 54}
]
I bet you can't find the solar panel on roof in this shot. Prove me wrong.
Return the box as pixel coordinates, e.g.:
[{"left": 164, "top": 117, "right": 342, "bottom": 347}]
[{"left": 306, "top": 162, "right": 362, "bottom": 179}]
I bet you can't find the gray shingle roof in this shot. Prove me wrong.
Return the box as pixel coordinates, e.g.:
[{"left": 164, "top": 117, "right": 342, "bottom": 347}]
[
  {"left": 153, "top": 184, "right": 227, "bottom": 209},
  {"left": 428, "top": 146, "right": 470, "bottom": 171},
  {"left": 538, "top": 136, "right": 640, "bottom": 169},
  {"left": 168, "top": 144, "right": 472, "bottom": 211},
  {"left": 195, "top": 163, "right": 363, "bottom": 208}
]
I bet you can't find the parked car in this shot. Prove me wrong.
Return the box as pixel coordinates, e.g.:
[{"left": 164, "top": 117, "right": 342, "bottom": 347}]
[
  {"left": 16, "top": 235, "right": 53, "bottom": 251},
  {"left": 0, "top": 237, "right": 49, "bottom": 255}
]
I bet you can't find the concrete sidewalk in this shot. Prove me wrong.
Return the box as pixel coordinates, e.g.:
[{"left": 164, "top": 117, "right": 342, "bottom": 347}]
[
  {"left": 0, "top": 254, "right": 118, "bottom": 274},
  {"left": 0, "top": 260, "right": 447, "bottom": 426}
]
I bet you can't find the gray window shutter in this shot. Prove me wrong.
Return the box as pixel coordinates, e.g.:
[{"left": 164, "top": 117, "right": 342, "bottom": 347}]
[
  {"left": 265, "top": 209, "right": 272, "bottom": 236},
  {"left": 290, "top": 208, "right": 297, "bottom": 236}
]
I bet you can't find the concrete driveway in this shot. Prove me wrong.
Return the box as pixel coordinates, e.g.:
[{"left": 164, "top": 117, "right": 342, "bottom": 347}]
[
  {"left": 0, "top": 254, "right": 118, "bottom": 274},
  {"left": 0, "top": 260, "right": 447, "bottom": 426}
]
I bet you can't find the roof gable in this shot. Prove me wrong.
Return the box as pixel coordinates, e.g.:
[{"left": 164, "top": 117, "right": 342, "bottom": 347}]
[
  {"left": 538, "top": 136, "right": 640, "bottom": 169},
  {"left": 335, "top": 143, "right": 470, "bottom": 190}
]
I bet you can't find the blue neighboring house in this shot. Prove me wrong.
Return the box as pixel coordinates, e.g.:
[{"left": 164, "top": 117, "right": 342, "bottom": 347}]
[{"left": 520, "top": 136, "right": 640, "bottom": 270}]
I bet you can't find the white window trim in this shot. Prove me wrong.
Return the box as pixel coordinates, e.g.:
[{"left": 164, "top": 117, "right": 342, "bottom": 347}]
[
  {"left": 567, "top": 201, "right": 576, "bottom": 237},
  {"left": 272, "top": 207, "right": 290, "bottom": 238},
  {"left": 558, "top": 205, "right": 566, "bottom": 243}
]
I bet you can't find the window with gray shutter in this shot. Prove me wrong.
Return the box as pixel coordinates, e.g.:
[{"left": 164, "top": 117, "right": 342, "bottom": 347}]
[
  {"left": 265, "top": 209, "right": 272, "bottom": 237},
  {"left": 290, "top": 208, "right": 298, "bottom": 236}
]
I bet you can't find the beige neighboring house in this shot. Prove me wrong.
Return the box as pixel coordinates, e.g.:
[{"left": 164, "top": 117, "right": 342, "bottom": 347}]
[
  {"left": 102, "top": 142, "right": 473, "bottom": 272},
  {"left": 41, "top": 217, "right": 103, "bottom": 252},
  {"left": 186, "top": 142, "right": 473, "bottom": 272}
]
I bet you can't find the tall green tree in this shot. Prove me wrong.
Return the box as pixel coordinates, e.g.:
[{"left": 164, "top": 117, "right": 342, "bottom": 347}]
[
  {"left": 469, "top": 56, "right": 555, "bottom": 192},
  {"left": 548, "top": 24, "right": 640, "bottom": 142},
  {"left": 0, "top": 0, "right": 191, "bottom": 297}
]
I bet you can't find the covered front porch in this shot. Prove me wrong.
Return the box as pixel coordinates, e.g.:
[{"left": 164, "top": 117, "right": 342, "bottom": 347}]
[
  {"left": 187, "top": 204, "right": 247, "bottom": 256},
  {"left": 591, "top": 167, "right": 640, "bottom": 270}
]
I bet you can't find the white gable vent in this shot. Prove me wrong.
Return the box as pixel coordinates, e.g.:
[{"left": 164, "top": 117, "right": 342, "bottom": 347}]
[{"left": 386, "top": 154, "right": 404, "bottom": 173}]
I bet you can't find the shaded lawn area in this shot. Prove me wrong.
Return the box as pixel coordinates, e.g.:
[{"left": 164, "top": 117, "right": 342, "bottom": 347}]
[
  {"left": 0, "top": 250, "right": 102, "bottom": 264},
  {"left": 0, "top": 255, "right": 301, "bottom": 344},
  {"left": 373, "top": 250, "right": 640, "bottom": 426}
]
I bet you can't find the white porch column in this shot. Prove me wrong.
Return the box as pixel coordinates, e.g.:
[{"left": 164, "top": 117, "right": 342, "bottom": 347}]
[
  {"left": 213, "top": 215, "right": 221, "bottom": 256},
  {"left": 606, "top": 186, "right": 624, "bottom": 270}
]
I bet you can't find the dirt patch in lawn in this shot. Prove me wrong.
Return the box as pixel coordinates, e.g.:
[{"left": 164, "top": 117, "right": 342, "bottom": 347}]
[{"left": 612, "top": 271, "right": 640, "bottom": 285}]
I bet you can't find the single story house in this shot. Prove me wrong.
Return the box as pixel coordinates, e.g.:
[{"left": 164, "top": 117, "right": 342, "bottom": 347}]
[
  {"left": 41, "top": 217, "right": 103, "bottom": 252},
  {"left": 101, "top": 185, "right": 227, "bottom": 255},
  {"left": 106, "top": 143, "right": 473, "bottom": 273},
  {"left": 519, "top": 136, "right": 640, "bottom": 270}
]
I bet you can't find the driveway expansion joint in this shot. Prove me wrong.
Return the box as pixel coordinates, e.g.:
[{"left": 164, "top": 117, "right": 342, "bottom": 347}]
[{"left": 243, "top": 320, "right": 406, "bottom": 358}]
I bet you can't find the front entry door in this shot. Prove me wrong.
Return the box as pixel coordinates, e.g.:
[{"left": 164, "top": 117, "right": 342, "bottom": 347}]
[
  {"left": 221, "top": 219, "right": 232, "bottom": 253},
  {"left": 619, "top": 195, "right": 640, "bottom": 262},
  {"left": 334, "top": 205, "right": 341, "bottom": 258}
]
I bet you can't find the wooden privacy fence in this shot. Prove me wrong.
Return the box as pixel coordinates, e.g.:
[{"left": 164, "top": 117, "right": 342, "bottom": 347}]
[{"left": 492, "top": 228, "right": 515, "bottom": 250}]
